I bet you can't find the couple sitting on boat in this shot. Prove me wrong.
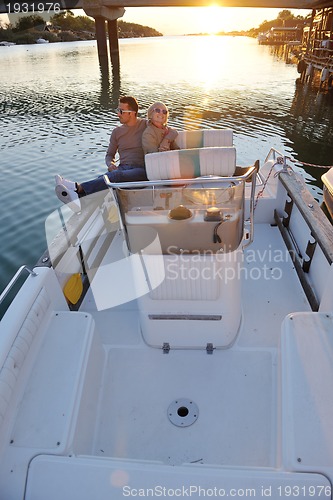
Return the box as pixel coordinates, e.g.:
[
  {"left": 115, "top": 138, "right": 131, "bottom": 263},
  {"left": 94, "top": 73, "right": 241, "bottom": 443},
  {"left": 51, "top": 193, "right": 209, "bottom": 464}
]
[{"left": 55, "top": 96, "right": 178, "bottom": 212}]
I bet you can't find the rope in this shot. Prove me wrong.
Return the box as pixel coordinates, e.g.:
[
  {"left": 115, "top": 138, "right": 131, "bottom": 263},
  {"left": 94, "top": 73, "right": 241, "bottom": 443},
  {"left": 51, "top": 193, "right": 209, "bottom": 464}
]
[
  {"left": 253, "top": 159, "right": 283, "bottom": 211},
  {"left": 253, "top": 155, "right": 332, "bottom": 212},
  {"left": 284, "top": 156, "right": 333, "bottom": 169}
]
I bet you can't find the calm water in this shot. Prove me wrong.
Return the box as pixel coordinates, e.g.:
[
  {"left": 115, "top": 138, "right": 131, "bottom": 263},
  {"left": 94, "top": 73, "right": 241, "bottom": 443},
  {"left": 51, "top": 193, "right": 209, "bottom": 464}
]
[{"left": 1, "top": 35, "right": 333, "bottom": 292}]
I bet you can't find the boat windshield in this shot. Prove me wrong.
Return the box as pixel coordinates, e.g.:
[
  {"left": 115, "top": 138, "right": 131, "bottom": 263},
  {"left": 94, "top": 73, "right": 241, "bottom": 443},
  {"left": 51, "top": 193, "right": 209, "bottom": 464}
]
[{"left": 116, "top": 179, "right": 245, "bottom": 255}]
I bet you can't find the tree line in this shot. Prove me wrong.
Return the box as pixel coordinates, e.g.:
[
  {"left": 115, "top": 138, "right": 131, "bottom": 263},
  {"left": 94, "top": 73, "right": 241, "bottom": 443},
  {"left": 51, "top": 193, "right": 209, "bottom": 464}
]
[
  {"left": 0, "top": 10, "right": 162, "bottom": 44},
  {"left": 246, "top": 9, "right": 308, "bottom": 37},
  {"left": 0, "top": 9, "right": 307, "bottom": 44}
]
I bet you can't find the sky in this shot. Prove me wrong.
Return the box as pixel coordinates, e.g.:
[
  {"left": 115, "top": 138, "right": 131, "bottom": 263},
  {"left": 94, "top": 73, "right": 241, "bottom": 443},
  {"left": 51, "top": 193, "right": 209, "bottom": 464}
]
[
  {"left": 116, "top": 7, "right": 310, "bottom": 35},
  {"left": 0, "top": 7, "right": 311, "bottom": 36}
]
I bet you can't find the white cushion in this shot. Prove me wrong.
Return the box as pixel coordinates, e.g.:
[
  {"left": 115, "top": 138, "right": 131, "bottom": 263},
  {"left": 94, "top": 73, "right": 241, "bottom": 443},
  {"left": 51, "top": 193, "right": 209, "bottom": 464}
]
[
  {"left": 175, "top": 129, "right": 233, "bottom": 149},
  {"left": 145, "top": 147, "right": 236, "bottom": 181},
  {"left": 199, "top": 146, "right": 236, "bottom": 177}
]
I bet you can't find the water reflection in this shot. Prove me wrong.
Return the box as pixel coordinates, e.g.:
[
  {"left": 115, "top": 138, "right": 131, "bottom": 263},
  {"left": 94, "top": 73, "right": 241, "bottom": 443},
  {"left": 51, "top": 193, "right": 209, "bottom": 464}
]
[{"left": 288, "top": 82, "right": 333, "bottom": 187}]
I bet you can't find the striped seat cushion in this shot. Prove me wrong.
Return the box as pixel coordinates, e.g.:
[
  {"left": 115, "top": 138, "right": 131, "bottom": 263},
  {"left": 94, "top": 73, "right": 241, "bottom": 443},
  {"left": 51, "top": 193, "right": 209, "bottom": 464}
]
[
  {"left": 175, "top": 129, "right": 233, "bottom": 149},
  {"left": 145, "top": 147, "right": 236, "bottom": 180}
]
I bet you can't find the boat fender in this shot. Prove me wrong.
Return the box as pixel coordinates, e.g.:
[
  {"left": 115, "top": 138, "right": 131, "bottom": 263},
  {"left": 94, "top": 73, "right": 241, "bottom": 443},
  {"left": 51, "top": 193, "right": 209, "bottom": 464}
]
[{"left": 63, "top": 273, "right": 83, "bottom": 304}]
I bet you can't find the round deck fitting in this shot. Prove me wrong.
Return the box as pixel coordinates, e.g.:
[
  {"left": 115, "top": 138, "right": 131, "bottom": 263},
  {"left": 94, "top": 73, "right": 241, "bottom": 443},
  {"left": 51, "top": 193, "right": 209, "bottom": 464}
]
[{"left": 167, "top": 398, "right": 199, "bottom": 427}]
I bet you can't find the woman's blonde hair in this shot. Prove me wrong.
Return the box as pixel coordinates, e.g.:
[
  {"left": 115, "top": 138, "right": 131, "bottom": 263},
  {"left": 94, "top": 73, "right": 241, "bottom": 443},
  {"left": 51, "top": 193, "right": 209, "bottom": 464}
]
[{"left": 147, "top": 102, "right": 169, "bottom": 123}]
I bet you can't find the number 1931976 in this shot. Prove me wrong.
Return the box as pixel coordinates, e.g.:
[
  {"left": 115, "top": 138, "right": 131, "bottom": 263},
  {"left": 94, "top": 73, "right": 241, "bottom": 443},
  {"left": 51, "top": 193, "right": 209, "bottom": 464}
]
[{"left": 6, "top": 2, "right": 61, "bottom": 13}]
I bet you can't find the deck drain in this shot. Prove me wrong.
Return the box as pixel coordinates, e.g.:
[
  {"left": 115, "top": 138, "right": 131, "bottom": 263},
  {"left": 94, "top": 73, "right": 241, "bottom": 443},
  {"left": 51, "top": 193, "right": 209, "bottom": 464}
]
[{"left": 167, "top": 398, "right": 199, "bottom": 427}]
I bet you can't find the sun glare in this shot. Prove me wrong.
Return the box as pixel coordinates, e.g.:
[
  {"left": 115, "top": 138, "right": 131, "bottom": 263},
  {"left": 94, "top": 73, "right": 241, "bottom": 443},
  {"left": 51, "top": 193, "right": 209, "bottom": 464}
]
[{"left": 204, "top": 5, "right": 223, "bottom": 35}]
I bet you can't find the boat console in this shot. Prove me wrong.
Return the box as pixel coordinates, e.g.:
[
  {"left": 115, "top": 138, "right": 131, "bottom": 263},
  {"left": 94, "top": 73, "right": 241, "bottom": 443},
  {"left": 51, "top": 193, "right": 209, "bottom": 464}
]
[{"left": 105, "top": 146, "right": 256, "bottom": 350}]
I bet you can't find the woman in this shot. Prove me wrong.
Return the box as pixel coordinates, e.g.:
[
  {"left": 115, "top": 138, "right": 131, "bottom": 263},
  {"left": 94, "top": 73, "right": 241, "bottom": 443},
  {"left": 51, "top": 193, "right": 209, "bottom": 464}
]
[{"left": 142, "top": 102, "right": 179, "bottom": 155}]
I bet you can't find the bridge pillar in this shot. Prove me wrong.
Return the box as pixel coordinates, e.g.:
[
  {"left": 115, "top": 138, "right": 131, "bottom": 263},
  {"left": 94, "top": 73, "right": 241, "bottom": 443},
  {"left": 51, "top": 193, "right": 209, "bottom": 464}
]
[
  {"left": 95, "top": 16, "right": 108, "bottom": 61},
  {"left": 83, "top": 2, "right": 125, "bottom": 70},
  {"left": 107, "top": 19, "right": 120, "bottom": 70}
]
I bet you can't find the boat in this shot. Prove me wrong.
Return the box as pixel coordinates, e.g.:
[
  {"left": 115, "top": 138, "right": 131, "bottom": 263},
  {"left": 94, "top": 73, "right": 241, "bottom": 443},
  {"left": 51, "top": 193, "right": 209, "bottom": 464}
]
[
  {"left": 0, "top": 129, "right": 333, "bottom": 499},
  {"left": 322, "top": 168, "right": 333, "bottom": 220},
  {"left": 36, "top": 38, "right": 49, "bottom": 44},
  {"left": 257, "top": 33, "right": 268, "bottom": 44},
  {"left": 0, "top": 41, "right": 16, "bottom": 46}
]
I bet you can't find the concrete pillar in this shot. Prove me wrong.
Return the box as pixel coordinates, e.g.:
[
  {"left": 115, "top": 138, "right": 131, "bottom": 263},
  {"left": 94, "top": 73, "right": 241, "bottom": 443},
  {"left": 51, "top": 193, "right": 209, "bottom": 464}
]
[
  {"left": 107, "top": 19, "right": 120, "bottom": 70},
  {"left": 95, "top": 16, "right": 108, "bottom": 62}
]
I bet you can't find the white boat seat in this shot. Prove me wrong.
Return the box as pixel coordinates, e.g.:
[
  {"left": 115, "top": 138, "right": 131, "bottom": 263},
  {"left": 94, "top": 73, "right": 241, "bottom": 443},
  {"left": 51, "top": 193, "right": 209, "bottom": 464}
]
[
  {"left": 7, "top": 310, "right": 100, "bottom": 453},
  {"left": 281, "top": 311, "right": 333, "bottom": 468},
  {"left": 25, "top": 455, "right": 330, "bottom": 500},
  {"left": 145, "top": 146, "right": 236, "bottom": 180},
  {"left": 174, "top": 128, "right": 233, "bottom": 149}
]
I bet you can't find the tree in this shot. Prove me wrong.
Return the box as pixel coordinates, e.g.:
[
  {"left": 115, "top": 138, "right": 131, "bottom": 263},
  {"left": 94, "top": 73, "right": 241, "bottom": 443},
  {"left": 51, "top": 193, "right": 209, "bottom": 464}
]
[
  {"left": 277, "top": 10, "right": 294, "bottom": 20},
  {"left": 50, "top": 10, "right": 76, "bottom": 31},
  {"left": 13, "top": 15, "right": 45, "bottom": 32}
]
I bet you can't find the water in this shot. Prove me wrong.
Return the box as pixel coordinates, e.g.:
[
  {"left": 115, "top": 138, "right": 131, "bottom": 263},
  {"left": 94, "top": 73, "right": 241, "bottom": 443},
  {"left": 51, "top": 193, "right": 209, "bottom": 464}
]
[{"left": 1, "top": 35, "right": 333, "bottom": 292}]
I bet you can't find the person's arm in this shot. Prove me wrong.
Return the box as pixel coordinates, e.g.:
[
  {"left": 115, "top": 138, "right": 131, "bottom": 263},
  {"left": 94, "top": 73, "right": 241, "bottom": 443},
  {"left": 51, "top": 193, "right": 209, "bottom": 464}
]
[
  {"left": 105, "top": 129, "right": 118, "bottom": 168},
  {"left": 142, "top": 127, "right": 160, "bottom": 155},
  {"left": 159, "top": 127, "right": 179, "bottom": 152}
]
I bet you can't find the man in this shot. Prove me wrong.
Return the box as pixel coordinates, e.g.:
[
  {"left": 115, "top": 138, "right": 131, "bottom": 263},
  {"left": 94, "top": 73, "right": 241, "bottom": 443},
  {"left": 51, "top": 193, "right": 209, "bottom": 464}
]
[{"left": 55, "top": 96, "right": 147, "bottom": 212}]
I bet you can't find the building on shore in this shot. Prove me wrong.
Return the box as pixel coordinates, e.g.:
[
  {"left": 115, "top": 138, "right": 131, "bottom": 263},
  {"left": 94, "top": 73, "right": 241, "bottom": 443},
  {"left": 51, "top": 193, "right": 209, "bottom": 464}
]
[
  {"left": 300, "top": 8, "right": 333, "bottom": 88},
  {"left": 258, "top": 26, "right": 303, "bottom": 45}
]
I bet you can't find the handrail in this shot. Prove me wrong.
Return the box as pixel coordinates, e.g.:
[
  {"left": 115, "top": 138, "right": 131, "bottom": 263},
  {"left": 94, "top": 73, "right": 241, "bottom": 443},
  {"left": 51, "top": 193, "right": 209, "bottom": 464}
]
[
  {"left": 264, "top": 147, "right": 284, "bottom": 164},
  {"left": 103, "top": 166, "right": 257, "bottom": 190},
  {"left": 243, "top": 167, "right": 257, "bottom": 248},
  {"left": 0, "top": 266, "right": 38, "bottom": 306},
  {"left": 279, "top": 170, "right": 333, "bottom": 265}
]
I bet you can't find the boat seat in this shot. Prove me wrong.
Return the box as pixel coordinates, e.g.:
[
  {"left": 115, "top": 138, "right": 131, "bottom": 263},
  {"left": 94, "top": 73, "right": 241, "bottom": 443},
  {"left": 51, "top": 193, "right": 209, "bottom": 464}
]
[
  {"left": 174, "top": 128, "right": 233, "bottom": 149},
  {"left": 6, "top": 310, "right": 102, "bottom": 454},
  {"left": 25, "top": 455, "right": 330, "bottom": 500},
  {"left": 281, "top": 311, "right": 333, "bottom": 469},
  {"left": 0, "top": 268, "right": 103, "bottom": 453},
  {"left": 145, "top": 146, "right": 236, "bottom": 180}
]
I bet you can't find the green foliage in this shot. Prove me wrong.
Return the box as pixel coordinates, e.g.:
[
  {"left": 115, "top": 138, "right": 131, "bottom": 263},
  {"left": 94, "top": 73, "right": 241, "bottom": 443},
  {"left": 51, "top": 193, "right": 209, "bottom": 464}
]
[
  {"left": 0, "top": 27, "right": 14, "bottom": 42},
  {"left": 0, "top": 11, "right": 162, "bottom": 44},
  {"left": 118, "top": 20, "right": 162, "bottom": 38},
  {"left": 254, "top": 9, "right": 306, "bottom": 35},
  {"left": 50, "top": 10, "right": 94, "bottom": 32},
  {"left": 13, "top": 15, "right": 45, "bottom": 32},
  {"left": 277, "top": 10, "right": 293, "bottom": 20},
  {"left": 12, "top": 32, "right": 37, "bottom": 44}
]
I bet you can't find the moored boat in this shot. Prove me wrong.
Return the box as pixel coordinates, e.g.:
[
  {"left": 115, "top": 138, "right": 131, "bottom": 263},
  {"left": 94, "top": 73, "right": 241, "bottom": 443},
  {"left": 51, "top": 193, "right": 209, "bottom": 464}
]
[
  {"left": 322, "top": 167, "right": 333, "bottom": 220},
  {"left": 0, "top": 129, "right": 333, "bottom": 499}
]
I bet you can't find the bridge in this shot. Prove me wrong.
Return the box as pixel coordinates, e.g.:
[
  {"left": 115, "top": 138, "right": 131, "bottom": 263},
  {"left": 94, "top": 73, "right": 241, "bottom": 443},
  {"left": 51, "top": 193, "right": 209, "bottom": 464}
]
[{"left": 1, "top": 0, "right": 332, "bottom": 70}]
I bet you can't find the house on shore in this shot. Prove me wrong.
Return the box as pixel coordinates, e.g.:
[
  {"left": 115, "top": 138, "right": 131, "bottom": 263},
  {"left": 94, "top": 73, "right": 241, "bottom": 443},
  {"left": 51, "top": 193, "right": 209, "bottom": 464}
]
[
  {"left": 302, "top": 7, "right": 333, "bottom": 72},
  {"left": 301, "top": 8, "right": 333, "bottom": 87}
]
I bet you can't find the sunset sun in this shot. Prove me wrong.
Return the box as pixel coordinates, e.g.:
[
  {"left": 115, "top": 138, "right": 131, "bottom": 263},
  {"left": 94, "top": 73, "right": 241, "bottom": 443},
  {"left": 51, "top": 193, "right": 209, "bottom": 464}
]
[{"left": 204, "top": 5, "right": 223, "bottom": 34}]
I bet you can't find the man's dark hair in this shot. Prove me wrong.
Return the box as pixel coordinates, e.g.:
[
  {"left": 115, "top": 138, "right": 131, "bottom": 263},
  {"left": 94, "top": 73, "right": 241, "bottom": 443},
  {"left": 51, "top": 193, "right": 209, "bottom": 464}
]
[{"left": 119, "top": 96, "right": 139, "bottom": 114}]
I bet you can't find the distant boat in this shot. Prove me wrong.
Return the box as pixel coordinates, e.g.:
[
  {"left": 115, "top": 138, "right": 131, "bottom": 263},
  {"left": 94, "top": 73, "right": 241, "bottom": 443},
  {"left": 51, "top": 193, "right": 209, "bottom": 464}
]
[
  {"left": 322, "top": 167, "right": 333, "bottom": 219},
  {"left": 257, "top": 33, "right": 268, "bottom": 44},
  {"left": 36, "top": 38, "right": 49, "bottom": 44},
  {"left": 0, "top": 41, "right": 15, "bottom": 46}
]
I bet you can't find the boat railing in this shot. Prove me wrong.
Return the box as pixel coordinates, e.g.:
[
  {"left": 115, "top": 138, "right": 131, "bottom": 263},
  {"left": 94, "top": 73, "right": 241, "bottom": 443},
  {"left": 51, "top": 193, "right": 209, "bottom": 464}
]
[
  {"left": 264, "top": 147, "right": 285, "bottom": 164},
  {"left": 0, "top": 266, "right": 38, "bottom": 306}
]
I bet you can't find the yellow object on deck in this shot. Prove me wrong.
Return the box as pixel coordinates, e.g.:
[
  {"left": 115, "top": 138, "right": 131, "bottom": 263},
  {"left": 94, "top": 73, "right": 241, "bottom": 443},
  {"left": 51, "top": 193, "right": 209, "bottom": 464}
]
[{"left": 63, "top": 273, "right": 83, "bottom": 305}]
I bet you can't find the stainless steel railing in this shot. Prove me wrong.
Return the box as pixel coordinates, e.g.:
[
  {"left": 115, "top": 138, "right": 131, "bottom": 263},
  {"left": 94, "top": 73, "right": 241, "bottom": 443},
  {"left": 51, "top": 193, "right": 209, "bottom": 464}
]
[{"left": 0, "top": 266, "right": 38, "bottom": 306}]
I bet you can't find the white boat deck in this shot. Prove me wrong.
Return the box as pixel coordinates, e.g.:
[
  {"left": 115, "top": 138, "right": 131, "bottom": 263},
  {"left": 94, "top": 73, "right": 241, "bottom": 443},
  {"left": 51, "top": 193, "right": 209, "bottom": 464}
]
[
  {"left": 74, "top": 223, "right": 310, "bottom": 467},
  {"left": 1, "top": 203, "right": 332, "bottom": 500}
]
